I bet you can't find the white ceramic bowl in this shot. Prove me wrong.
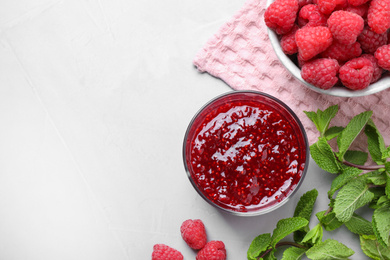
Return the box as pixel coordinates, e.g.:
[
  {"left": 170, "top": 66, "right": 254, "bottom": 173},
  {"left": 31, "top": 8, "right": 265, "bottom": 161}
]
[{"left": 266, "top": 0, "right": 390, "bottom": 97}]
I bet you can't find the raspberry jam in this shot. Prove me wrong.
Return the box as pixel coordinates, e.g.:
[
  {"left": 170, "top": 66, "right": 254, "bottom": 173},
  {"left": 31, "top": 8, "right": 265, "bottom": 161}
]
[{"left": 183, "top": 91, "right": 308, "bottom": 215}]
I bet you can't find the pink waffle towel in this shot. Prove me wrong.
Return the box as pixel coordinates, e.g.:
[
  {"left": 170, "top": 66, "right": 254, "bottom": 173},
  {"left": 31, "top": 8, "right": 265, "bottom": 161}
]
[{"left": 193, "top": 0, "right": 390, "bottom": 147}]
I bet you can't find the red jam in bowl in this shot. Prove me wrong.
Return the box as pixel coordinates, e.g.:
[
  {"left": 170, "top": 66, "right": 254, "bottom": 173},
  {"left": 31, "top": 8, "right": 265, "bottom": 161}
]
[{"left": 183, "top": 91, "right": 308, "bottom": 215}]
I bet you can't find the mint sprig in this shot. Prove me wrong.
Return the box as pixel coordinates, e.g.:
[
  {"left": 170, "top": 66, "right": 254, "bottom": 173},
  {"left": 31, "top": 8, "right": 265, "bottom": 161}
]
[{"left": 247, "top": 106, "right": 390, "bottom": 260}]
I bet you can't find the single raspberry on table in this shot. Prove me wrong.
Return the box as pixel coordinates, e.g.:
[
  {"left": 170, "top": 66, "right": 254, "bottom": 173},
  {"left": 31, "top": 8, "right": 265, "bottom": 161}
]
[
  {"left": 180, "top": 219, "right": 207, "bottom": 250},
  {"left": 317, "top": 0, "right": 347, "bottom": 14},
  {"left": 327, "top": 10, "right": 364, "bottom": 45},
  {"left": 339, "top": 57, "right": 374, "bottom": 90},
  {"left": 320, "top": 41, "right": 362, "bottom": 63},
  {"left": 280, "top": 25, "right": 299, "bottom": 55},
  {"left": 295, "top": 26, "right": 333, "bottom": 61},
  {"left": 264, "top": 0, "right": 298, "bottom": 35},
  {"left": 301, "top": 58, "right": 340, "bottom": 89},
  {"left": 196, "top": 241, "right": 226, "bottom": 260},
  {"left": 357, "top": 26, "right": 388, "bottom": 54},
  {"left": 374, "top": 44, "right": 390, "bottom": 70},
  {"left": 298, "top": 4, "right": 327, "bottom": 28},
  {"left": 361, "top": 54, "right": 383, "bottom": 83},
  {"left": 152, "top": 244, "right": 183, "bottom": 260},
  {"left": 367, "top": 0, "right": 390, "bottom": 34}
]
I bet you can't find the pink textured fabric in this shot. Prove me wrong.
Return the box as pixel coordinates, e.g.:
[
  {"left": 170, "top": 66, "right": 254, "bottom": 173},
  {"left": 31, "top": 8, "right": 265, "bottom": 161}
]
[{"left": 194, "top": 0, "right": 390, "bottom": 147}]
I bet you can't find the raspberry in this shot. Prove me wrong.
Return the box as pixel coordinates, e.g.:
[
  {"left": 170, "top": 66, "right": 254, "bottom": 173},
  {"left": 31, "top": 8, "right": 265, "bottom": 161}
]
[
  {"left": 347, "top": 0, "right": 370, "bottom": 6},
  {"left": 374, "top": 44, "right": 390, "bottom": 70},
  {"left": 152, "top": 244, "right": 183, "bottom": 260},
  {"left": 299, "top": 0, "right": 313, "bottom": 8},
  {"left": 180, "top": 219, "right": 207, "bottom": 250},
  {"left": 264, "top": 0, "right": 298, "bottom": 35},
  {"left": 367, "top": 0, "right": 390, "bottom": 34},
  {"left": 327, "top": 10, "right": 364, "bottom": 45},
  {"left": 298, "top": 4, "right": 328, "bottom": 28},
  {"left": 301, "top": 58, "right": 340, "bottom": 89},
  {"left": 361, "top": 54, "right": 383, "bottom": 83},
  {"left": 343, "top": 2, "right": 369, "bottom": 17},
  {"left": 280, "top": 25, "right": 299, "bottom": 55},
  {"left": 317, "top": 0, "right": 347, "bottom": 14},
  {"left": 320, "top": 41, "right": 362, "bottom": 63},
  {"left": 196, "top": 241, "right": 226, "bottom": 260},
  {"left": 388, "top": 31, "right": 390, "bottom": 44},
  {"left": 295, "top": 26, "right": 333, "bottom": 61},
  {"left": 357, "top": 26, "right": 388, "bottom": 54},
  {"left": 339, "top": 57, "right": 374, "bottom": 90},
  {"left": 297, "top": 54, "right": 310, "bottom": 68}
]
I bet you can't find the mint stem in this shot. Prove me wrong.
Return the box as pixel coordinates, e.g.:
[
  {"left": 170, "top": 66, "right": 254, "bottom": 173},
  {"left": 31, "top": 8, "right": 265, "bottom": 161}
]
[
  {"left": 324, "top": 206, "right": 333, "bottom": 216},
  {"left": 368, "top": 184, "right": 386, "bottom": 188},
  {"left": 258, "top": 242, "right": 307, "bottom": 259},
  {"left": 339, "top": 157, "right": 385, "bottom": 171}
]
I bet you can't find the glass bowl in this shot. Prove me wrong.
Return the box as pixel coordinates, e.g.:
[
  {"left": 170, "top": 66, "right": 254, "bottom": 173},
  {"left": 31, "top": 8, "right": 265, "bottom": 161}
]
[
  {"left": 266, "top": 0, "right": 390, "bottom": 97},
  {"left": 183, "top": 91, "right": 309, "bottom": 216}
]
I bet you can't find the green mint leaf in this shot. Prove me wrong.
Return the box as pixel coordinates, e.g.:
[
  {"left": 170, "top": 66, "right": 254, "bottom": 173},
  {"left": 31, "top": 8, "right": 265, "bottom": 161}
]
[
  {"left": 310, "top": 138, "right": 341, "bottom": 174},
  {"left": 316, "top": 210, "right": 343, "bottom": 231},
  {"left": 337, "top": 110, "right": 373, "bottom": 161},
  {"left": 368, "top": 188, "right": 387, "bottom": 209},
  {"left": 301, "top": 223, "right": 323, "bottom": 244},
  {"left": 304, "top": 111, "right": 320, "bottom": 133},
  {"left": 384, "top": 146, "right": 390, "bottom": 159},
  {"left": 264, "top": 249, "right": 276, "bottom": 260},
  {"left": 344, "top": 213, "right": 374, "bottom": 235},
  {"left": 305, "top": 239, "right": 354, "bottom": 260},
  {"left": 281, "top": 247, "right": 306, "bottom": 260},
  {"left": 386, "top": 164, "right": 390, "bottom": 199},
  {"left": 360, "top": 234, "right": 390, "bottom": 260},
  {"left": 293, "top": 189, "right": 318, "bottom": 243},
  {"left": 294, "top": 189, "right": 319, "bottom": 220},
  {"left": 365, "top": 119, "right": 387, "bottom": 164},
  {"left": 271, "top": 217, "right": 309, "bottom": 247},
  {"left": 304, "top": 105, "right": 338, "bottom": 136},
  {"left": 334, "top": 178, "right": 375, "bottom": 222},
  {"left": 344, "top": 150, "right": 368, "bottom": 166},
  {"left": 372, "top": 203, "right": 390, "bottom": 248},
  {"left": 366, "top": 173, "right": 387, "bottom": 186},
  {"left": 377, "top": 196, "right": 390, "bottom": 206},
  {"left": 318, "top": 105, "right": 339, "bottom": 134},
  {"left": 325, "top": 126, "right": 344, "bottom": 140},
  {"left": 371, "top": 195, "right": 390, "bottom": 210},
  {"left": 328, "top": 166, "right": 362, "bottom": 198},
  {"left": 247, "top": 233, "right": 271, "bottom": 260}
]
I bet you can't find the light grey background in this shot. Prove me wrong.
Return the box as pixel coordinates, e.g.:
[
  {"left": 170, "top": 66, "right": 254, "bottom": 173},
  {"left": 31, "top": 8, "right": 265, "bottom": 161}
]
[{"left": 0, "top": 0, "right": 368, "bottom": 259}]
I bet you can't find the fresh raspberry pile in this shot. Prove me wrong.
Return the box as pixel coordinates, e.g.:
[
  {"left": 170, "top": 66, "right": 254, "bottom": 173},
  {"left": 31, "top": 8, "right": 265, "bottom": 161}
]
[
  {"left": 152, "top": 219, "right": 226, "bottom": 260},
  {"left": 265, "top": 0, "right": 390, "bottom": 90}
]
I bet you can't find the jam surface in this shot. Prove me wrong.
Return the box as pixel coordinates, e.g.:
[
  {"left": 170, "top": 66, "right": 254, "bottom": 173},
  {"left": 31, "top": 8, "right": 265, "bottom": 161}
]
[{"left": 187, "top": 96, "right": 307, "bottom": 213}]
